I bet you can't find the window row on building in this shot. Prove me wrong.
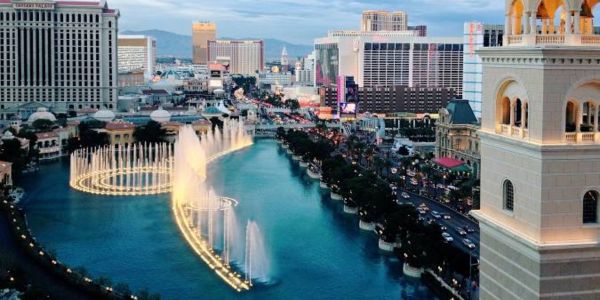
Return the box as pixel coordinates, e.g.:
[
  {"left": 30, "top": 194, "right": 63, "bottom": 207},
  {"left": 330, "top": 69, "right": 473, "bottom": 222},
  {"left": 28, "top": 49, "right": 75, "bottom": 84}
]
[{"left": 502, "top": 179, "right": 599, "bottom": 224}]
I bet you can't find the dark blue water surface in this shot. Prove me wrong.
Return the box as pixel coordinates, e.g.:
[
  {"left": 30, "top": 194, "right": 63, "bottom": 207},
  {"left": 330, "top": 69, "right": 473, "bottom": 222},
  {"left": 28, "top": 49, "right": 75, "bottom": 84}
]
[{"left": 20, "top": 139, "right": 433, "bottom": 300}]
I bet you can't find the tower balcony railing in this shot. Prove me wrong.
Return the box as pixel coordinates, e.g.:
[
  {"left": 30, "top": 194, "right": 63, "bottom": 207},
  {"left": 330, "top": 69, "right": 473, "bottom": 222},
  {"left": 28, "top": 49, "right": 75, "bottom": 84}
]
[
  {"left": 564, "top": 132, "right": 599, "bottom": 144},
  {"left": 506, "top": 34, "right": 600, "bottom": 47},
  {"left": 581, "top": 35, "right": 600, "bottom": 45},
  {"left": 507, "top": 35, "right": 523, "bottom": 45},
  {"left": 535, "top": 34, "right": 565, "bottom": 45},
  {"left": 496, "top": 124, "right": 529, "bottom": 139}
]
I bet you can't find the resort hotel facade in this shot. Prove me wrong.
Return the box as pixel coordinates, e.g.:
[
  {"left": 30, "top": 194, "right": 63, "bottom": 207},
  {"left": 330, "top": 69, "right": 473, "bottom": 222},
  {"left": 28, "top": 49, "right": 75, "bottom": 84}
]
[{"left": 0, "top": 0, "right": 119, "bottom": 116}]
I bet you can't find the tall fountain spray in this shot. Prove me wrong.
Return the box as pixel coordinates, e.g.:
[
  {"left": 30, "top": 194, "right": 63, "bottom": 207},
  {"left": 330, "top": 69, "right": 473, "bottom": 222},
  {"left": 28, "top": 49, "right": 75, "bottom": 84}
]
[
  {"left": 70, "top": 142, "right": 173, "bottom": 195},
  {"left": 171, "top": 120, "right": 265, "bottom": 291},
  {"left": 245, "top": 220, "right": 271, "bottom": 283},
  {"left": 71, "top": 119, "right": 266, "bottom": 291}
]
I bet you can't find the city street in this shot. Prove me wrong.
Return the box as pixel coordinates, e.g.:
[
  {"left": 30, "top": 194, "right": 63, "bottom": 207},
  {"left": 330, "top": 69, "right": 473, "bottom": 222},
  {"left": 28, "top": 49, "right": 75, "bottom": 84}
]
[{"left": 400, "top": 191, "right": 480, "bottom": 257}]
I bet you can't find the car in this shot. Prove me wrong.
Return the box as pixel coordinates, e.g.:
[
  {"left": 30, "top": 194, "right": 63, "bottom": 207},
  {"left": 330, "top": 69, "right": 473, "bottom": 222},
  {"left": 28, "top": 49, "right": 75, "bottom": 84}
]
[
  {"left": 418, "top": 208, "right": 427, "bottom": 214},
  {"left": 464, "top": 226, "right": 476, "bottom": 233},
  {"left": 463, "top": 238, "right": 476, "bottom": 249},
  {"left": 443, "top": 214, "right": 451, "bottom": 220},
  {"left": 419, "top": 204, "right": 430, "bottom": 211},
  {"left": 442, "top": 232, "right": 454, "bottom": 243},
  {"left": 440, "top": 226, "right": 448, "bottom": 231},
  {"left": 401, "top": 192, "right": 410, "bottom": 199},
  {"left": 456, "top": 227, "right": 467, "bottom": 236},
  {"left": 431, "top": 211, "right": 441, "bottom": 219}
]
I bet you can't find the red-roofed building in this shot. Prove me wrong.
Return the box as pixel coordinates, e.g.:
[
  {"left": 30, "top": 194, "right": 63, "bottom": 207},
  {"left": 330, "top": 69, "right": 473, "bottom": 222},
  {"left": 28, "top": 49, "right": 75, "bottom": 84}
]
[
  {"left": 36, "top": 131, "right": 61, "bottom": 160},
  {"left": 435, "top": 99, "right": 480, "bottom": 178},
  {"left": 105, "top": 121, "right": 135, "bottom": 146}
]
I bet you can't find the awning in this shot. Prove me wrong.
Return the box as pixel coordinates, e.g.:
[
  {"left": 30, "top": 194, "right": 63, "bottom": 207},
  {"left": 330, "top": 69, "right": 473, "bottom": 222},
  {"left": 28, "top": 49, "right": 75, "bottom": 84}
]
[
  {"left": 434, "top": 157, "right": 472, "bottom": 173},
  {"left": 434, "top": 157, "right": 465, "bottom": 169}
]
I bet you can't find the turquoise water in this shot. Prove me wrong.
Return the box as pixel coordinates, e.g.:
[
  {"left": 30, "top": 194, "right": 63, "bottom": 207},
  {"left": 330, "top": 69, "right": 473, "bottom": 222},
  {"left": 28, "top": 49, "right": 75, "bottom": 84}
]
[{"left": 20, "top": 139, "right": 433, "bottom": 300}]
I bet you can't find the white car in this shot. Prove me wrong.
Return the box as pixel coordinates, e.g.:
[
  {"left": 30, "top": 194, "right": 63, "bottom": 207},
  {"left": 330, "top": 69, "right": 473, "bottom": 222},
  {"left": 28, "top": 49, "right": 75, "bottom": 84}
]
[
  {"left": 442, "top": 232, "right": 454, "bottom": 243},
  {"left": 463, "top": 238, "right": 476, "bottom": 249},
  {"left": 401, "top": 192, "right": 410, "bottom": 199}
]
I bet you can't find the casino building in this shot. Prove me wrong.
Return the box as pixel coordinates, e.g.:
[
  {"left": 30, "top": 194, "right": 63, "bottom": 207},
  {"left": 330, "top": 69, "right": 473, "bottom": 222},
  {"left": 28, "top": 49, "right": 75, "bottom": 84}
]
[
  {"left": 472, "top": 0, "right": 600, "bottom": 299},
  {"left": 0, "top": 0, "right": 119, "bottom": 116}
]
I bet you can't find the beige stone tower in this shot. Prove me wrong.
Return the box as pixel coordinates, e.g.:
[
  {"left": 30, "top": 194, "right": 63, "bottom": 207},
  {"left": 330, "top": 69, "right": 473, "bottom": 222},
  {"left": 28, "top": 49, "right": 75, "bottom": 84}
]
[
  {"left": 471, "top": 0, "right": 600, "bottom": 299},
  {"left": 192, "top": 22, "right": 216, "bottom": 65}
]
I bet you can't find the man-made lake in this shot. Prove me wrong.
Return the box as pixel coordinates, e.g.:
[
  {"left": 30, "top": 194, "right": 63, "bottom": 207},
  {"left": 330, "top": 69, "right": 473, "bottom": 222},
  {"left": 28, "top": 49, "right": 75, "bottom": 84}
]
[{"left": 21, "top": 139, "right": 433, "bottom": 299}]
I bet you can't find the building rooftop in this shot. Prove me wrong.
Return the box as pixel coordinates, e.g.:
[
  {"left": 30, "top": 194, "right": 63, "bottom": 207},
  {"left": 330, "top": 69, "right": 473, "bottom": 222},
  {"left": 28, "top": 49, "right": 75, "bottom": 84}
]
[
  {"left": 36, "top": 131, "right": 59, "bottom": 140},
  {"left": 105, "top": 121, "right": 135, "bottom": 131},
  {"left": 445, "top": 99, "right": 478, "bottom": 125}
]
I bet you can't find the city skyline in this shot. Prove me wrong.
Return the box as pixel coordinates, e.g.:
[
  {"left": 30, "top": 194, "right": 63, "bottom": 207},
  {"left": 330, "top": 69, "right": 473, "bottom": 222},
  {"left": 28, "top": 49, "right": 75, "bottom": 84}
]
[{"left": 117, "top": 0, "right": 505, "bottom": 44}]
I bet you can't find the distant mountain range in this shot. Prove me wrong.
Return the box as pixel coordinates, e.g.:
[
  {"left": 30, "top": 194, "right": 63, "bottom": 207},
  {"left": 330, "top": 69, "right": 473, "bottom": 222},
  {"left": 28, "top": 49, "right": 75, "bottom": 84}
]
[{"left": 120, "top": 29, "right": 313, "bottom": 62}]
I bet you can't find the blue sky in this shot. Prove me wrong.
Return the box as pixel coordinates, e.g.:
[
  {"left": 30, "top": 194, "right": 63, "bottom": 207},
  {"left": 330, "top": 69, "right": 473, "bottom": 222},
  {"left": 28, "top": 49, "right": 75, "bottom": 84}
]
[{"left": 115, "top": 0, "right": 505, "bottom": 44}]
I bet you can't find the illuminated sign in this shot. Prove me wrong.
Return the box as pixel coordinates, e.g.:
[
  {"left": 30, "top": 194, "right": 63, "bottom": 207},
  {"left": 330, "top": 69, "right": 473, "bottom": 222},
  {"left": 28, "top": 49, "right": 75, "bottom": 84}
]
[
  {"left": 210, "top": 70, "right": 221, "bottom": 78},
  {"left": 341, "top": 103, "right": 357, "bottom": 114},
  {"left": 13, "top": 1, "right": 55, "bottom": 10}
]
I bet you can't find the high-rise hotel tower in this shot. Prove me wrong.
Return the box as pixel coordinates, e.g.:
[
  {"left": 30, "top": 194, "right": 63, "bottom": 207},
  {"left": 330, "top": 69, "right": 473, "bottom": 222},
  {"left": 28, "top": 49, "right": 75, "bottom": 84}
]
[
  {"left": 0, "top": 0, "right": 119, "bottom": 113},
  {"left": 472, "top": 0, "right": 600, "bottom": 299}
]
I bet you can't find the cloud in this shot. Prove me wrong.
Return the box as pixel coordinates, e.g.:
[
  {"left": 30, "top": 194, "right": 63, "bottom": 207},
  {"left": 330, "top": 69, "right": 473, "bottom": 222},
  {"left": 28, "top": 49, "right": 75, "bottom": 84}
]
[{"left": 113, "top": 0, "right": 505, "bottom": 44}]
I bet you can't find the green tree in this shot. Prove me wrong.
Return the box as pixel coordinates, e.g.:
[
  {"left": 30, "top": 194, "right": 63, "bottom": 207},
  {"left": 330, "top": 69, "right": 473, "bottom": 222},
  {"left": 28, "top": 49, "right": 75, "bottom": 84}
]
[
  {"left": 32, "top": 119, "right": 55, "bottom": 131},
  {"left": 398, "top": 145, "right": 410, "bottom": 156},
  {"left": 78, "top": 122, "right": 109, "bottom": 148},
  {"left": 133, "top": 121, "right": 167, "bottom": 144},
  {"left": 285, "top": 99, "right": 300, "bottom": 111},
  {"left": 0, "top": 139, "right": 27, "bottom": 173},
  {"left": 231, "top": 76, "right": 257, "bottom": 97},
  {"left": 209, "top": 117, "right": 224, "bottom": 132},
  {"left": 65, "top": 137, "right": 82, "bottom": 153},
  {"left": 276, "top": 127, "right": 286, "bottom": 140}
]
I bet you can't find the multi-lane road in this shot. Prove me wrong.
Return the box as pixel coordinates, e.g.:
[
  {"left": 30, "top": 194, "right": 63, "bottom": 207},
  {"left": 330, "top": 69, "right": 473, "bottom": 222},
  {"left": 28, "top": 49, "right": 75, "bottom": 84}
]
[{"left": 399, "top": 191, "right": 480, "bottom": 257}]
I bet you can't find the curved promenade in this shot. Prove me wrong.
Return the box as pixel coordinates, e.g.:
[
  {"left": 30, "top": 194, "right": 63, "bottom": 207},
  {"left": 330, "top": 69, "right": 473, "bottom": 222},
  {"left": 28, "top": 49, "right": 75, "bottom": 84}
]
[
  {"left": 0, "top": 199, "right": 131, "bottom": 300},
  {"left": 171, "top": 141, "right": 254, "bottom": 292}
]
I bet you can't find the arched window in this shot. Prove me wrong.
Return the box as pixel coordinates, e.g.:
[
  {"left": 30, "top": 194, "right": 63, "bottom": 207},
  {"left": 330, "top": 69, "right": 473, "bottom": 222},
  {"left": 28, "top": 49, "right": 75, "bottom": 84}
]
[
  {"left": 501, "top": 97, "right": 511, "bottom": 125},
  {"left": 503, "top": 180, "right": 514, "bottom": 211},
  {"left": 514, "top": 98, "right": 522, "bottom": 127},
  {"left": 581, "top": 101, "right": 595, "bottom": 132},
  {"left": 510, "top": 0, "right": 525, "bottom": 35},
  {"left": 524, "top": 102, "right": 529, "bottom": 129},
  {"left": 583, "top": 190, "right": 599, "bottom": 224},
  {"left": 565, "top": 101, "right": 577, "bottom": 132}
]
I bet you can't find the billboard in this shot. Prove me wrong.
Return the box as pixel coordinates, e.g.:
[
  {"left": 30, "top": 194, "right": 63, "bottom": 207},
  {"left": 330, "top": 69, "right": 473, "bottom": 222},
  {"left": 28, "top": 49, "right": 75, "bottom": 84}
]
[
  {"left": 337, "top": 76, "right": 359, "bottom": 115},
  {"left": 341, "top": 102, "right": 357, "bottom": 114}
]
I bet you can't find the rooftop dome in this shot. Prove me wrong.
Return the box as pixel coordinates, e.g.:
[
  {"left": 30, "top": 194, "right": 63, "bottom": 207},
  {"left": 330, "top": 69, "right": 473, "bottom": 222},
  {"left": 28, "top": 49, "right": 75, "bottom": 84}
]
[
  {"left": 27, "top": 107, "right": 56, "bottom": 124},
  {"left": 150, "top": 107, "right": 171, "bottom": 123},
  {"left": 93, "top": 109, "right": 116, "bottom": 122}
]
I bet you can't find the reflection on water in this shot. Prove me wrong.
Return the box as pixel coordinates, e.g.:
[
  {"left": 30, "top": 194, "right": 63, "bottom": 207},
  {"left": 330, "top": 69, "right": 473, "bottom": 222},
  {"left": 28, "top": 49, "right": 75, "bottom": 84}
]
[{"left": 20, "top": 139, "right": 433, "bottom": 300}]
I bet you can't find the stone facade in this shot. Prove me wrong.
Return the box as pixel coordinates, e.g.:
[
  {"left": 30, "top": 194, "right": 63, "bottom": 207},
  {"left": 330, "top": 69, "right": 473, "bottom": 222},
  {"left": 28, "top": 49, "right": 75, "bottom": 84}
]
[
  {"left": 472, "top": 1, "right": 600, "bottom": 299},
  {"left": 436, "top": 100, "right": 480, "bottom": 178}
]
